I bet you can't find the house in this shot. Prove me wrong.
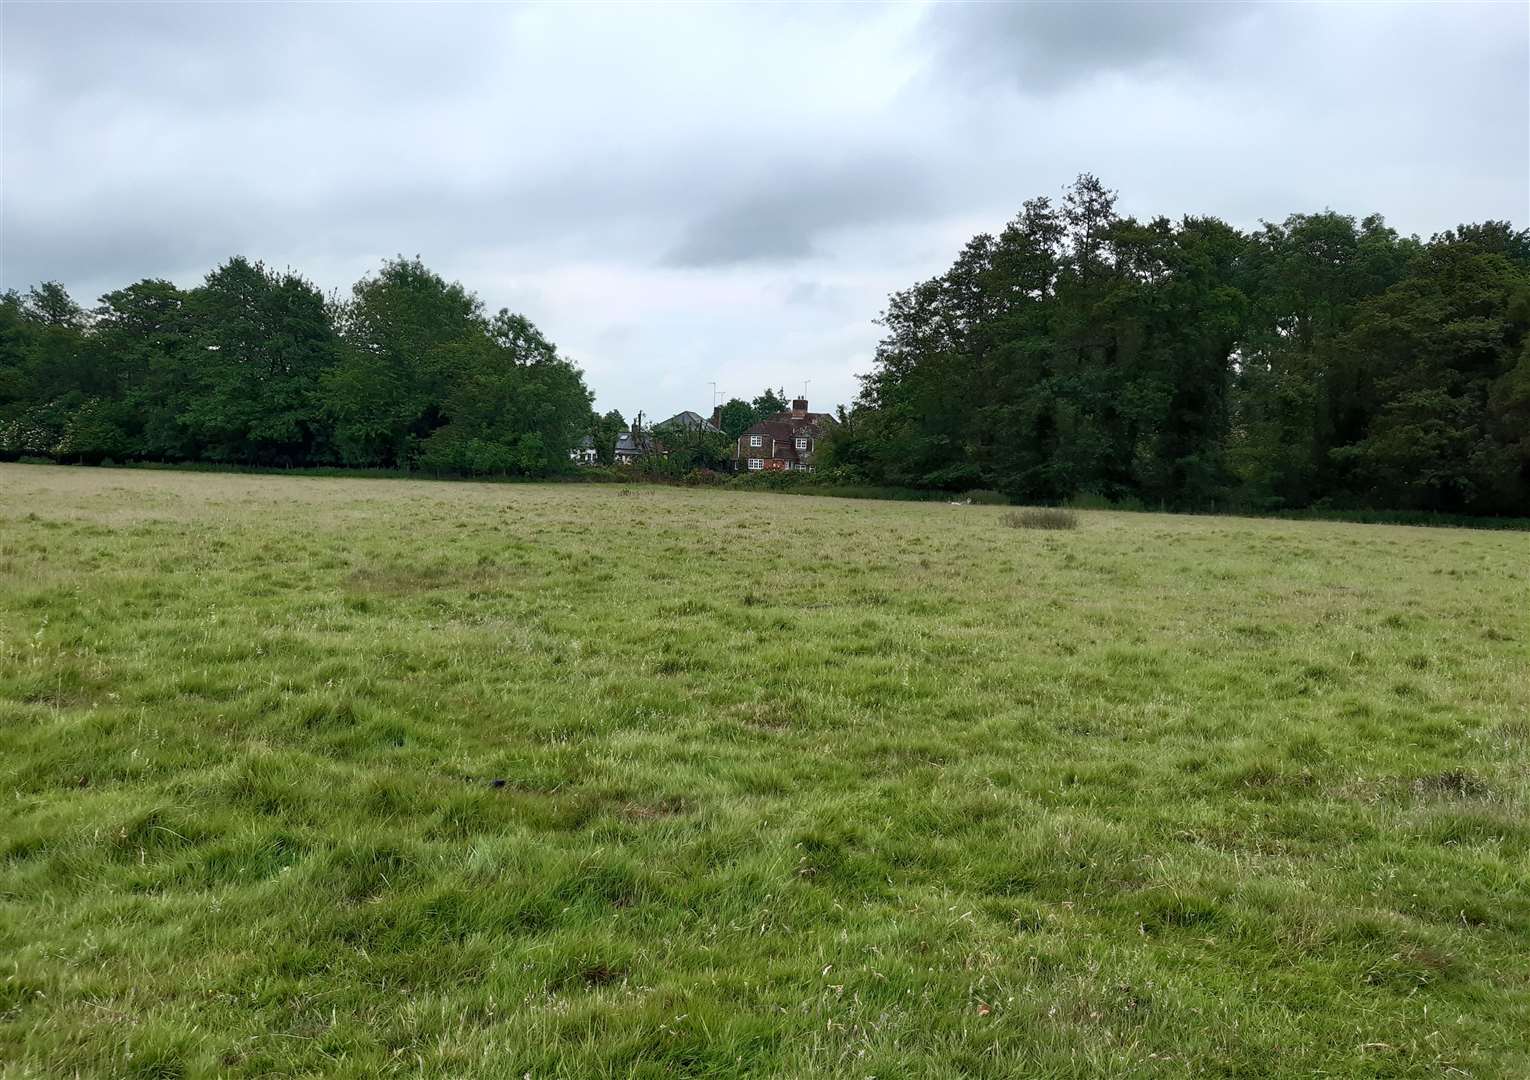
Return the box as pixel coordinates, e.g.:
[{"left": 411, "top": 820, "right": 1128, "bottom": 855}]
[
  {"left": 735, "top": 397, "right": 833, "bottom": 473},
  {"left": 611, "top": 410, "right": 724, "bottom": 466},
  {"left": 613, "top": 430, "right": 656, "bottom": 465},
  {"left": 653, "top": 410, "right": 721, "bottom": 435},
  {"left": 569, "top": 435, "right": 599, "bottom": 465}
]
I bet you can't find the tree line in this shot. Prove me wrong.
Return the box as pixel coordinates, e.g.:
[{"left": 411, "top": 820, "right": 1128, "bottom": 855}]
[
  {"left": 1, "top": 257, "right": 593, "bottom": 474},
  {"left": 8, "top": 186, "right": 1526, "bottom": 514},
  {"left": 0, "top": 249, "right": 804, "bottom": 483},
  {"left": 824, "top": 176, "right": 1530, "bottom": 516}
]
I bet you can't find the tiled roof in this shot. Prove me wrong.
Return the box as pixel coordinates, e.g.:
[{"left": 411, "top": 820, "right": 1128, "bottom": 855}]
[
  {"left": 655, "top": 410, "right": 721, "bottom": 433},
  {"left": 737, "top": 410, "right": 833, "bottom": 463},
  {"left": 739, "top": 411, "right": 833, "bottom": 439},
  {"left": 614, "top": 431, "right": 655, "bottom": 454}
]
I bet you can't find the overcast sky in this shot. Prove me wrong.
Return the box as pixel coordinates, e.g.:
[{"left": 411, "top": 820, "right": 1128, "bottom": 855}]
[{"left": 4, "top": 2, "right": 1527, "bottom": 420}]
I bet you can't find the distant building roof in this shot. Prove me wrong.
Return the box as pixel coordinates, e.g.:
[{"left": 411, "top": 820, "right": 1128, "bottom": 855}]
[
  {"left": 739, "top": 410, "right": 834, "bottom": 440},
  {"left": 654, "top": 410, "right": 721, "bottom": 433},
  {"left": 737, "top": 403, "right": 835, "bottom": 465},
  {"left": 615, "top": 431, "right": 655, "bottom": 455}
]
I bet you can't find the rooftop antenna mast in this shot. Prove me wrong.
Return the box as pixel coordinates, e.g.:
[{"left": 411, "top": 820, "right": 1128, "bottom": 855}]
[{"left": 801, "top": 379, "right": 810, "bottom": 399}]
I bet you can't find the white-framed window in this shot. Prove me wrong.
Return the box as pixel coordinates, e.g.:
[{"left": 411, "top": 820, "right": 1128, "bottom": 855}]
[
  {"left": 747, "top": 458, "right": 763, "bottom": 471},
  {"left": 748, "top": 434, "right": 763, "bottom": 447},
  {"left": 794, "top": 437, "right": 808, "bottom": 450}
]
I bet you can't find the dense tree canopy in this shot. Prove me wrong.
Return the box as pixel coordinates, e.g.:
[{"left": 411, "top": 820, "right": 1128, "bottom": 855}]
[
  {"left": 1, "top": 257, "right": 593, "bottom": 475},
  {"left": 711, "top": 389, "right": 790, "bottom": 440},
  {"left": 6, "top": 192, "right": 1526, "bottom": 514},
  {"left": 716, "top": 398, "right": 757, "bottom": 439},
  {"left": 827, "top": 176, "right": 1530, "bottom": 515},
  {"left": 586, "top": 409, "right": 626, "bottom": 466}
]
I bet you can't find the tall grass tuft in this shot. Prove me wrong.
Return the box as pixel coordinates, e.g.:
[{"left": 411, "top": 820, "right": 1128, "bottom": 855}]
[{"left": 1003, "top": 507, "right": 1079, "bottom": 530}]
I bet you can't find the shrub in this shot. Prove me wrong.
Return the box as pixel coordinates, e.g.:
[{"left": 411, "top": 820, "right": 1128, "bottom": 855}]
[
  {"left": 562, "top": 466, "right": 627, "bottom": 484},
  {"left": 965, "top": 489, "right": 1009, "bottom": 505},
  {"left": 728, "top": 469, "right": 814, "bottom": 492},
  {"left": 1003, "top": 507, "right": 1079, "bottom": 530},
  {"left": 1067, "top": 490, "right": 1145, "bottom": 512}
]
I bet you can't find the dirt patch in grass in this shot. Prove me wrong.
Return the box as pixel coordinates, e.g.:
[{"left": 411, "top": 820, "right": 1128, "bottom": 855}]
[
  {"left": 1410, "top": 768, "right": 1493, "bottom": 800},
  {"left": 618, "top": 796, "right": 692, "bottom": 821}
]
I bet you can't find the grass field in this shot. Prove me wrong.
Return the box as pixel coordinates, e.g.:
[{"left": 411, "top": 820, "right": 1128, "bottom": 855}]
[{"left": 2, "top": 463, "right": 1527, "bottom": 1078}]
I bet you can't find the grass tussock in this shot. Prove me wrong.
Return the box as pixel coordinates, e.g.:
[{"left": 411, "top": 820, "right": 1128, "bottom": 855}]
[
  {"left": 1, "top": 463, "right": 1528, "bottom": 1078},
  {"left": 1004, "top": 506, "right": 1080, "bottom": 530}
]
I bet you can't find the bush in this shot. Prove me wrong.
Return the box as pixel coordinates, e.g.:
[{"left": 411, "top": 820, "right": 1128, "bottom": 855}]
[
  {"left": 1067, "top": 491, "right": 1145, "bottom": 512},
  {"left": 561, "top": 466, "right": 627, "bottom": 484},
  {"left": 727, "top": 469, "right": 814, "bottom": 492},
  {"left": 725, "top": 474, "right": 966, "bottom": 502},
  {"left": 965, "top": 489, "right": 1009, "bottom": 505},
  {"left": 1003, "top": 507, "right": 1079, "bottom": 530},
  {"left": 681, "top": 468, "right": 727, "bottom": 486}
]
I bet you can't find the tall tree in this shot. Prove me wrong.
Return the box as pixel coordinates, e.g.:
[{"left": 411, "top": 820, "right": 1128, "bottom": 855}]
[
  {"left": 417, "top": 309, "right": 592, "bottom": 475},
  {"left": 1228, "top": 212, "right": 1416, "bottom": 507},
  {"left": 717, "top": 398, "right": 755, "bottom": 439},
  {"left": 22, "top": 282, "right": 85, "bottom": 329},
  {"left": 180, "top": 258, "right": 339, "bottom": 464},
  {"left": 589, "top": 408, "right": 626, "bottom": 464},
  {"left": 94, "top": 279, "right": 195, "bottom": 460},
  {"left": 1, "top": 283, "right": 101, "bottom": 459},
  {"left": 327, "top": 257, "right": 483, "bottom": 467},
  {"left": 1335, "top": 237, "right": 1530, "bottom": 511},
  {"left": 751, "top": 387, "right": 788, "bottom": 417}
]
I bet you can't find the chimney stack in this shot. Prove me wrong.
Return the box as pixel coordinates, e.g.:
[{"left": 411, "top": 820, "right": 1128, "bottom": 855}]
[
  {"left": 711, "top": 404, "right": 723, "bottom": 430},
  {"left": 791, "top": 397, "right": 808, "bottom": 418}
]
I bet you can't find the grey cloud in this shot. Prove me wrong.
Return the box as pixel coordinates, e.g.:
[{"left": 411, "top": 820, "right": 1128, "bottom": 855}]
[
  {"left": 663, "top": 157, "right": 940, "bottom": 267},
  {"left": 783, "top": 281, "right": 844, "bottom": 309},
  {"left": 2, "top": 217, "right": 218, "bottom": 306},
  {"left": 2, "top": 1, "right": 1524, "bottom": 423},
  {"left": 4, "top": 3, "right": 496, "bottom": 111},
  {"left": 926, "top": 1, "right": 1260, "bottom": 93},
  {"left": 1, "top": 137, "right": 686, "bottom": 301}
]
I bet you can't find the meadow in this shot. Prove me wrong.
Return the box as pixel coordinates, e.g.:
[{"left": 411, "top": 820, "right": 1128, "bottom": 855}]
[{"left": 1, "top": 462, "right": 1527, "bottom": 1078}]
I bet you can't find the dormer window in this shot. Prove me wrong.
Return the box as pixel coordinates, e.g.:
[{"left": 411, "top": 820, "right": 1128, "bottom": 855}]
[
  {"left": 794, "top": 437, "right": 808, "bottom": 450},
  {"left": 748, "top": 435, "right": 763, "bottom": 447}
]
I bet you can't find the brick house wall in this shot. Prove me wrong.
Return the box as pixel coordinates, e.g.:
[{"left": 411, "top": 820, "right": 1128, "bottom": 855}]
[{"left": 735, "top": 398, "right": 832, "bottom": 473}]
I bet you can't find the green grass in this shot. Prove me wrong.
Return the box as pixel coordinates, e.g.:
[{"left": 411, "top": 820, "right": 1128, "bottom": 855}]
[{"left": 2, "top": 463, "right": 1528, "bottom": 1078}]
